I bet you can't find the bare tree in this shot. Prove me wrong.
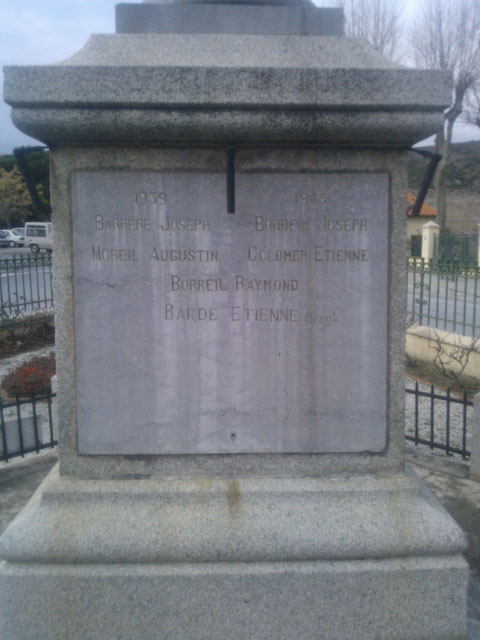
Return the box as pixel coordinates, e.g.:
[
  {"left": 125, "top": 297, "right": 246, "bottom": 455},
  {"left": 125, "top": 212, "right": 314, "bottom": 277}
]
[
  {"left": 463, "top": 83, "right": 480, "bottom": 129},
  {"left": 429, "top": 330, "right": 479, "bottom": 390},
  {"left": 338, "top": 0, "right": 404, "bottom": 61},
  {"left": 410, "top": 0, "right": 480, "bottom": 232}
]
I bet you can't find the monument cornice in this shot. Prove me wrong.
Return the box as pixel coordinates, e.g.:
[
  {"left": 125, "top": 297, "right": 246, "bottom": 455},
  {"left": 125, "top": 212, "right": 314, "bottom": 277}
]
[{"left": 4, "top": 34, "right": 451, "bottom": 147}]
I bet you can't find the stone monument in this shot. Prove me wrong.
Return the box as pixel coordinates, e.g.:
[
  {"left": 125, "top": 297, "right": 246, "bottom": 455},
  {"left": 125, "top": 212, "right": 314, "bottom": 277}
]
[{"left": 1, "top": 1, "right": 469, "bottom": 638}]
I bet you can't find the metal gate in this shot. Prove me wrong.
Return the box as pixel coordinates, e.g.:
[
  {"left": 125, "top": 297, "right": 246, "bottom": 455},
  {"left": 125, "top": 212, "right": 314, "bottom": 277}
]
[
  {"left": 434, "top": 234, "right": 478, "bottom": 265},
  {"left": 410, "top": 234, "right": 422, "bottom": 257}
]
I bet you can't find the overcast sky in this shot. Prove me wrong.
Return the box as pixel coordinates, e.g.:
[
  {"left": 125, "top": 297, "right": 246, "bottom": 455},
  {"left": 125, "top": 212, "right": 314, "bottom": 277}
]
[{"left": 1, "top": 0, "right": 479, "bottom": 154}]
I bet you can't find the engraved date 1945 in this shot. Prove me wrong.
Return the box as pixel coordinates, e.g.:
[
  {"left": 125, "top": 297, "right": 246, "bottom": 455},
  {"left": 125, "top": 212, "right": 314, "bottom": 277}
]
[{"left": 296, "top": 191, "right": 327, "bottom": 205}]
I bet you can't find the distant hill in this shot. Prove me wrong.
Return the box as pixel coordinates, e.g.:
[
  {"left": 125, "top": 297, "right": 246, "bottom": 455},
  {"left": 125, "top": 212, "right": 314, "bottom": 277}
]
[{"left": 408, "top": 140, "right": 480, "bottom": 192}]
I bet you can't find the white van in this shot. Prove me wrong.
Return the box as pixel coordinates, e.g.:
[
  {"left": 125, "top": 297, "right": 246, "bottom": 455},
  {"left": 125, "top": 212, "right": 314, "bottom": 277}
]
[{"left": 24, "top": 222, "right": 52, "bottom": 253}]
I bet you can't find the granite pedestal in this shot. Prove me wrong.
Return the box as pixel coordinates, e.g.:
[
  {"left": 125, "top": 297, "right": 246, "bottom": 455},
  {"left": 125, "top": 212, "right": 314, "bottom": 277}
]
[{"left": 0, "top": 1, "right": 468, "bottom": 638}]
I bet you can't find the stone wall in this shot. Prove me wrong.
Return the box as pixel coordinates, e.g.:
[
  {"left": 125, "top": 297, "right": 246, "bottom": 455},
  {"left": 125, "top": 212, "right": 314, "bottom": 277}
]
[{"left": 446, "top": 190, "right": 480, "bottom": 235}]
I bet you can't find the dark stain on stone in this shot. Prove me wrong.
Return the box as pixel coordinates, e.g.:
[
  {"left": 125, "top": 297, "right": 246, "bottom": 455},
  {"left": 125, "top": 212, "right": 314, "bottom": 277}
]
[{"left": 227, "top": 479, "right": 241, "bottom": 518}]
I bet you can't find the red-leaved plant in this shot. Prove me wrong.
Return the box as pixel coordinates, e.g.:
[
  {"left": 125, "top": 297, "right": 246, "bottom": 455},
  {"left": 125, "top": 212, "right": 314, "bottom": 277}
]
[{"left": 2, "top": 352, "right": 56, "bottom": 398}]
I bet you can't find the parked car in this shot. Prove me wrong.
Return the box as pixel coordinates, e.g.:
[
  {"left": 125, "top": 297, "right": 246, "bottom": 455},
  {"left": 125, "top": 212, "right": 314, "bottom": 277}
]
[
  {"left": 1, "top": 229, "right": 24, "bottom": 247},
  {"left": 0, "top": 231, "right": 9, "bottom": 249},
  {"left": 24, "top": 222, "right": 52, "bottom": 253}
]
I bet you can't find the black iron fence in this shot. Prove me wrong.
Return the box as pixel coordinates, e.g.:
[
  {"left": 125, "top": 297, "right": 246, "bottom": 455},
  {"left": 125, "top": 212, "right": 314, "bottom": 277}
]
[
  {"left": 407, "top": 258, "right": 480, "bottom": 337},
  {"left": 0, "top": 254, "right": 53, "bottom": 318},
  {"left": 0, "top": 383, "right": 473, "bottom": 463},
  {"left": 0, "top": 391, "right": 57, "bottom": 462},
  {"left": 405, "top": 381, "right": 472, "bottom": 459}
]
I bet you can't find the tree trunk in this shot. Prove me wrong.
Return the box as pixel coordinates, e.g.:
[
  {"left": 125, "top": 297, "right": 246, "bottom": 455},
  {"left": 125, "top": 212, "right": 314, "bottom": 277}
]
[
  {"left": 433, "top": 84, "right": 467, "bottom": 233},
  {"left": 433, "top": 128, "right": 448, "bottom": 232}
]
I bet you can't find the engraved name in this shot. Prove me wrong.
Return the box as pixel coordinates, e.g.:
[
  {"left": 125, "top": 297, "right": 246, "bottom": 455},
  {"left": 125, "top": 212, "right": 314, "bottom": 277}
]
[
  {"left": 320, "top": 216, "right": 368, "bottom": 232},
  {"left": 159, "top": 216, "right": 210, "bottom": 232},
  {"left": 314, "top": 248, "right": 369, "bottom": 262},
  {"left": 247, "top": 247, "right": 369, "bottom": 262},
  {"left": 234, "top": 276, "right": 298, "bottom": 292},
  {"left": 247, "top": 247, "right": 309, "bottom": 262},
  {"left": 165, "top": 303, "right": 217, "bottom": 321},
  {"left": 151, "top": 248, "right": 218, "bottom": 262},
  {"left": 169, "top": 275, "right": 298, "bottom": 292},
  {"left": 163, "top": 303, "right": 339, "bottom": 325},
  {"left": 254, "top": 216, "right": 367, "bottom": 233},
  {"left": 255, "top": 216, "right": 309, "bottom": 232},
  {"left": 95, "top": 215, "right": 151, "bottom": 232},
  {"left": 171, "top": 276, "right": 228, "bottom": 291},
  {"left": 91, "top": 246, "right": 138, "bottom": 261},
  {"left": 231, "top": 307, "right": 299, "bottom": 322}
]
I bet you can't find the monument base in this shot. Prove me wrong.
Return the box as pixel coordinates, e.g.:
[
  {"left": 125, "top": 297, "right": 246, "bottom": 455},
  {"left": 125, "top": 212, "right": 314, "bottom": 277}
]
[{"left": 0, "top": 466, "right": 468, "bottom": 640}]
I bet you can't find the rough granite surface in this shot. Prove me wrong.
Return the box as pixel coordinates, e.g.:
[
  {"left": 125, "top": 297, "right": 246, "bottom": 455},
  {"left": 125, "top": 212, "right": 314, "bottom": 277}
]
[
  {"left": 0, "top": 466, "right": 467, "bottom": 564},
  {"left": 0, "top": 465, "right": 469, "bottom": 639},
  {"left": 0, "top": 557, "right": 468, "bottom": 640},
  {"left": 3, "top": 34, "right": 450, "bottom": 146}
]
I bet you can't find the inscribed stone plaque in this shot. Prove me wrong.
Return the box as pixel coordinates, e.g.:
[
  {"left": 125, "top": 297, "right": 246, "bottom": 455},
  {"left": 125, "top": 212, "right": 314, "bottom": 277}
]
[{"left": 72, "top": 172, "right": 388, "bottom": 454}]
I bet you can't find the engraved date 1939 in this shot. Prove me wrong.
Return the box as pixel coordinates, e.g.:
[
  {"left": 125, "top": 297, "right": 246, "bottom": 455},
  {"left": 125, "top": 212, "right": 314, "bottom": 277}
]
[{"left": 135, "top": 192, "right": 167, "bottom": 205}]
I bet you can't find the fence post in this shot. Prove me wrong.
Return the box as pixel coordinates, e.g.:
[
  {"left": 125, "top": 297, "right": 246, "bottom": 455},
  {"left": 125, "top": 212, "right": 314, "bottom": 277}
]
[
  {"left": 421, "top": 221, "right": 440, "bottom": 261},
  {"left": 471, "top": 393, "right": 480, "bottom": 481}
]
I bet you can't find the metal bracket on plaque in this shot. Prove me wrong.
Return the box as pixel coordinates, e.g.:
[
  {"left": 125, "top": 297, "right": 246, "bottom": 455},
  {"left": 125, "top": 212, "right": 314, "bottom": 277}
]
[
  {"left": 226, "top": 147, "right": 236, "bottom": 214},
  {"left": 408, "top": 148, "right": 442, "bottom": 217}
]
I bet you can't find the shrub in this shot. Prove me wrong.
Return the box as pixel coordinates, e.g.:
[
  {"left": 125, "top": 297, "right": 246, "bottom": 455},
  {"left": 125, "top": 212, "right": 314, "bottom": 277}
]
[
  {"left": 0, "top": 314, "right": 55, "bottom": 358},
  {"left": 2, "top": 352, "right": 55, "bottom": 398}
]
